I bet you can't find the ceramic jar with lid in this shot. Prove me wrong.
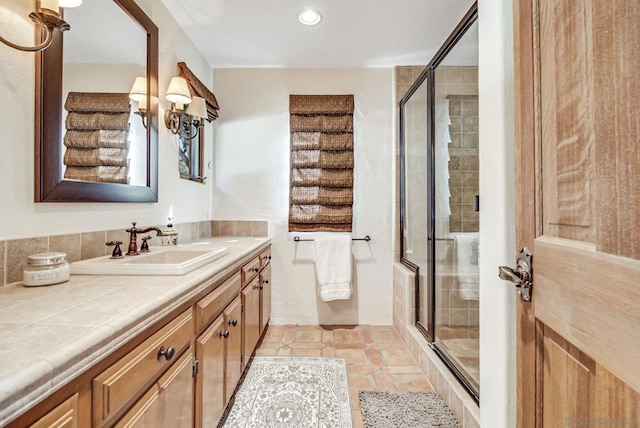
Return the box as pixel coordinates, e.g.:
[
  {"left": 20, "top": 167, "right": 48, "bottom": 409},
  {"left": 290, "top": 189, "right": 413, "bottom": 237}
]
[{"left": 23, "top": 252, "right": 70, "bottom": 286}]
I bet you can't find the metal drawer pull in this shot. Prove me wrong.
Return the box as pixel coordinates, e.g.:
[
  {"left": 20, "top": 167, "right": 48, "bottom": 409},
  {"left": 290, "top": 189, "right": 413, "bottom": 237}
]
[
  {"left": 157, "top": 346, "right": 176, "bottom": 361},
  {"left": 220, "top": 330, "right": 230, "bottom": 339},
  {"left": 229, "top": 319, "right": 238, "bottom": 327}
]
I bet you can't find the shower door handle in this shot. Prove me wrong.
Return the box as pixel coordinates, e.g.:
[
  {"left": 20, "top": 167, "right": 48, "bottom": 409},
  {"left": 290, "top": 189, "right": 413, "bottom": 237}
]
[{"left": 498, "top": 247, "right": 533, "bottom": 302}]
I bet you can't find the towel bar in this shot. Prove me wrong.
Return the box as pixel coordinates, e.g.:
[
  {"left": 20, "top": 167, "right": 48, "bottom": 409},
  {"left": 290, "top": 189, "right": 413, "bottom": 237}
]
[{"left": 294, "top": 235, "right": 371, "bottom": 242}]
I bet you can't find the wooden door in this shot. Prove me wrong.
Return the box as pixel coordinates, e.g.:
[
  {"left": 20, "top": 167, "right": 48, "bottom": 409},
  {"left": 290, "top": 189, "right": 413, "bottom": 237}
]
[
  {"left": 242, "top": 277, "right": 261, "bottom": 369},
  {"left": 260, "top": 264, "right": 272, "bottom": 335},
  {"left": 195, "top": 315, "right": 226, "bottom": 428},
  {"left": 115, "top": 350, "right": 194, "bottom": 428},
  {"left": 224, "top": 297, "right": 243, "bottom": 401},
  {"left": 30, "top": 394, "right": 79, "bottom": 428},
  {"left": 514, "top": 0, "right": 640, "bottom": 427}
]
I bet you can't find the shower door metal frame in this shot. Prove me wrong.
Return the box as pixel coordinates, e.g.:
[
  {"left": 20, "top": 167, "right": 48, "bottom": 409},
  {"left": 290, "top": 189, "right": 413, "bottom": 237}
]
[
  {"left": 398, "top": 1, "right": 479, "bottom": 402},
  {"left": 399, "top": 65, "right": 434, "bottom": 344}
]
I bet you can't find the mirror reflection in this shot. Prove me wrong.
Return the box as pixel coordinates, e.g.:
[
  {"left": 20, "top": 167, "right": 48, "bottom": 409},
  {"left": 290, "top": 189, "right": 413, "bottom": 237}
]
[
  {"left": 35, "top": 0, "right": 158, "bottom": 203},
  {"left": 178, "top": 113, "right": 205, "bottom": 183},
  {"left": 61, "top": 0, "right": 147, "bottom": 186}
]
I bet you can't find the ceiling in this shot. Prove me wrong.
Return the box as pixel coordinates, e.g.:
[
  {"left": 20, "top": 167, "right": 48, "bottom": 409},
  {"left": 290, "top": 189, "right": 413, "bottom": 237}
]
[{"left": 158, "top": 0, "right": 476, "bottom": 68}]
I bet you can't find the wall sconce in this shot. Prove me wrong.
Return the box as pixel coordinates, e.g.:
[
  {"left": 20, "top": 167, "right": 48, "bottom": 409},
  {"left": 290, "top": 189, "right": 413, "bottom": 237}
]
[
  {"left": 129, "top": 76, "right": 148, "bottom": 128},
  {"left": 0, "top": 0, "right": 82, "bottom": 52},
  {"left": 164, "top": 77, "right": 207, "bottom": 140}
]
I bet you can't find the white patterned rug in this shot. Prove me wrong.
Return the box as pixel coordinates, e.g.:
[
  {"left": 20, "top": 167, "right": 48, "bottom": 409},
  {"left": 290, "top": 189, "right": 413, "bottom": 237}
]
[{"left": 222, "top": 356, "right": 353, "bottom": 428}]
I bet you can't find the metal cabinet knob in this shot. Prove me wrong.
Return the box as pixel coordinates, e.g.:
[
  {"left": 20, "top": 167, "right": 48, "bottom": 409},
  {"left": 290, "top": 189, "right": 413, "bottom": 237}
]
[
  {"left": 219, "top": 330, "right": 230, "bottom": 339},
  {"left": 229, "top": 319, "right": 238, "bottom": 327},
  {"left": 157, "top": 346, "right": 175, "bottom": 361}
]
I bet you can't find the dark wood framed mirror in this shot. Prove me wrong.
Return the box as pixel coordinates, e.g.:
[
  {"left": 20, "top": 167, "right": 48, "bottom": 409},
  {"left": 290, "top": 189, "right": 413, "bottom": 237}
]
[{"left": 35, "top": 0, "right": 158, "bottom": 202}]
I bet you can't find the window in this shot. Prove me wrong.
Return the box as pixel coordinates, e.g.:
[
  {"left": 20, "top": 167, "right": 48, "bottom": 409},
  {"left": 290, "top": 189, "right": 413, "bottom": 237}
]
[{"left": 288, "top": 95, "right": 354, "bottom": 232}]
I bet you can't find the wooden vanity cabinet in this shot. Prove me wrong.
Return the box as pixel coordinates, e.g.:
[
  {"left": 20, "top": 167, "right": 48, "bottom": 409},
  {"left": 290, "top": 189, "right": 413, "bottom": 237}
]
[
  {"left": 195, "top": 315, "right": 226, "bottom": 428},
  {"left": 114, "top": 350, "right": 194, "bottom": 428},
  {"left": 30, "top": 393, "right": 82, "bottom": 428},
  {"left": 93, "top": 310, "right": 193, "bottom": 427},
  {"left": 241, "top": 275, "right": 261, "bottom": 370},
  {"left": 193, "top": 272, "right": 244, "bottom": 428},
  {"left": 241, "top": 256, "right": 261, "bottom": 286},
  {"left": 259, "top": 263, "right": 272, "bottom": 335},
  {"left": 8, "top": 244, "right": 271, "bottom": 428},
  {"left": 223, "top": 297, "right": 243, "bottom": 401}
]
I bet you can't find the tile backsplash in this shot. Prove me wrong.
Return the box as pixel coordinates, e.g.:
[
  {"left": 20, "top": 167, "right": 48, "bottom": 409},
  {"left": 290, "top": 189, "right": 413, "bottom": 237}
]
[{"left": 0, "top": 220, "right": 268, "bottom": 286}]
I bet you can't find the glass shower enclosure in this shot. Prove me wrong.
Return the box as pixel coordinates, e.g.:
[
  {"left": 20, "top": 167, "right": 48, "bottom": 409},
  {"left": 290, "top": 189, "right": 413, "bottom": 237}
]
[{"left": 399, "top": 4, "right": 479, "bottom": 399}]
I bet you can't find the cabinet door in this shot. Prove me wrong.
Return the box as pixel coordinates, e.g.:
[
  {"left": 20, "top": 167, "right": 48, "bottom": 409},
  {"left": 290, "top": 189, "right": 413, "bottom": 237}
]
[
  {"left": 224, "top": 297, "right": 243, "bottom": 401},
  {"left": 195, "top": 315, "right": 226, "bottom": 428},
  {"left": 241, "top": 256, "right": 261, "bottom": 286},
  {"left": 30, "top": 393, "right": 79, "bottom": 428},
  {"left": 115, "top": 350, "right": 194, "bottom": 428},
  {"left": 260, "top": 264, "right": 272, "bottom": 335},
  {"left": 242, "top": 276, "right": 261, "bottom": 369},
  {"left": 93, "top": 310, "right": 193, "bottom": 426}
]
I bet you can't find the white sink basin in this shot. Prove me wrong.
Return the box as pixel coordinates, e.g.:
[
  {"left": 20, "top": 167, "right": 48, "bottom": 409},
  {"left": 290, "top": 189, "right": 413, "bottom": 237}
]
[{"left": 70, "top": 246, "right": 229, "bottom": 276}]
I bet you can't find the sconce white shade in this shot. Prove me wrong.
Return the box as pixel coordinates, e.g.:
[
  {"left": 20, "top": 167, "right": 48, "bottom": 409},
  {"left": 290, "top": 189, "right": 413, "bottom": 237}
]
[
  {"left": 129, "top": 76, "right": 147, "bottom": 102},
  {"left": 166, "top": 77, "right": 191, "bottom": 105},
  {"left": 39, "top": 0, "right": 60, "bottom": 13},
  {"left": 59, "top": 0, "right": 82, "bottom": 7},
  {"left": 137, "top": 95, "right": 148, "bottom": 112},
  {"left": 186, "top": 96, "right": 207, "bottom": 120}
]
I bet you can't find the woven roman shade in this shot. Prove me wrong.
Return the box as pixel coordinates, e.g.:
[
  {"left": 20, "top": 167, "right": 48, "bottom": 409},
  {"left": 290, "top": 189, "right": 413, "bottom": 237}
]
[
  {"left": 178, "top": 62, "right": 220, "bottom": 121},
  {"left": 63, "top": 92, "right": 131, "bottom": 184},
  {"left": 289, "top": 94, "right": 355, "bottom": 232}
]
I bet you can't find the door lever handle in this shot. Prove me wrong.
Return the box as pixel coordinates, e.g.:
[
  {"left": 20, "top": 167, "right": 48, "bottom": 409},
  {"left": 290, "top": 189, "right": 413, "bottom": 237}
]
[
  {"left": 498, "top": 265, "right": 522, "bottom": 285},
  {"left": 498, "top": 247, "right": 533, "bottom": 302}
]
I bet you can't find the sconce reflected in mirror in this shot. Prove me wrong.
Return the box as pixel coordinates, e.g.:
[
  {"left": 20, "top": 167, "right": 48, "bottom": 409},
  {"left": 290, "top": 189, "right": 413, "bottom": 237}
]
[
  {"left": 129, "top": 76, "right": 148, "bottom": 128},
  {"left": 0, "top": 0, "right": 82, "bottom": 52},
  {"left": 164, "top": 76, "right": 207, "bottom": 141}
]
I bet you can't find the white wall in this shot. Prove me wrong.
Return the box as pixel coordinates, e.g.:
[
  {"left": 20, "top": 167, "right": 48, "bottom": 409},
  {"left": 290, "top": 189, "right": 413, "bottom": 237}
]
[
  {"left": 478, "top": 0, "right": 517, "bottom": 426},
  {"left": 212, "top": 68, "right": 394, "bottom": 325},
  {"left": 0, "top": 0, "right": 213, "bottom": 240}
]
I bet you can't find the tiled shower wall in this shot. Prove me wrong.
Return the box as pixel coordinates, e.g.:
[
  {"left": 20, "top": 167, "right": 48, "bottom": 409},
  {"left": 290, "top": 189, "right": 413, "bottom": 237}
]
[
  {"left": 436, "top": 66, "right": 479, "bottom": 234},
  {"left": 396, "top": 65, "right": 479, "bottom": 330},
  {"left": 393, "top": 262, "right": 480, "bottom": 428},
  {"left": 0, "top": 220, "right": 268, "bottom": 286}
]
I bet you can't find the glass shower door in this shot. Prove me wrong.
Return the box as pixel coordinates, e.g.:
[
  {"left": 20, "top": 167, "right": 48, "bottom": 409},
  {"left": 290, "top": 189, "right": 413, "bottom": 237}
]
[
  {"left": 432, "top": 17, "right": 480, "bottom": 397},
  {"left": 400, "top": 74, "right": 431, "bottom": 340},
  {"left": 399, "top": 4, "right": 479, "bottom": 401}
]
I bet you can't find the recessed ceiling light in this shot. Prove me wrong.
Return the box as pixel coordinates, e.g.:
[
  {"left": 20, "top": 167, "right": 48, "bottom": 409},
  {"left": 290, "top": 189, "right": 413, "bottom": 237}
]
[{"left": 298, "top": 9, "right": 322, "bottom": 26}]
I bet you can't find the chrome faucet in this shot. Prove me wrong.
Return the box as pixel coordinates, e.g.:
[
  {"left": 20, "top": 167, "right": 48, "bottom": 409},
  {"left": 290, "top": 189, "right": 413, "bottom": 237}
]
[{"left": 125, "top": 222, "right": 163, "bottom": 256}]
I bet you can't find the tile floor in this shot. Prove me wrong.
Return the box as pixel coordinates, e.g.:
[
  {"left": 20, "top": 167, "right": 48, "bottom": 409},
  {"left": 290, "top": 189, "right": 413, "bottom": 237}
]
[
  {"left": 438, "top": 326, "right": 480, "bottom": 391},
  {"left": 255, "top": 325, "right": 434, "bottom": 427}
]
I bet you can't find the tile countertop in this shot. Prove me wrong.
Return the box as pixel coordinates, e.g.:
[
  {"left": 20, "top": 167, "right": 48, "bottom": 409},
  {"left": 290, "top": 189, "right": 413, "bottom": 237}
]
[{"left": 0, "top": 236, "right": 271, "bottom": 426}]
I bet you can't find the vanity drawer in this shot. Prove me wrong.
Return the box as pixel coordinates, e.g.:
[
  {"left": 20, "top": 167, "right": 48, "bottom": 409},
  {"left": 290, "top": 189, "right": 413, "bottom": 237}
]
[
  {"left": 92, "top": 309, "right": 193, "bottom": 426},
  {"left": 259, "top": 247, "right": 271, "bottom": 268},
  {"left": 195, "top": 272, "right": 241, "bottom": 332},
  {"left": 241, "top": 256, "right": 261, "bottom": 286}
]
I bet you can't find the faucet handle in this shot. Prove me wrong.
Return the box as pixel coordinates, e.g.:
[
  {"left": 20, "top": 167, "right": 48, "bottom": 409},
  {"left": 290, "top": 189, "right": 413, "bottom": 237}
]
[
  {"left": 106, "top": 241, "right": 124, "bottom": 259},
  {"left": 140, "top": 236, "right": 152, "bottom": 253}
]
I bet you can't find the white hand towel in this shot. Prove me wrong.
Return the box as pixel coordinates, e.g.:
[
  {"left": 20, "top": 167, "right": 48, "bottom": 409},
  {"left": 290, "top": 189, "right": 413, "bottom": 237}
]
[
  {"left": 452, "top": 232, "right": 479, "bottom": 301},
  {"left": 314, "top": 235, "right": 353, "bottom": 302}
]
